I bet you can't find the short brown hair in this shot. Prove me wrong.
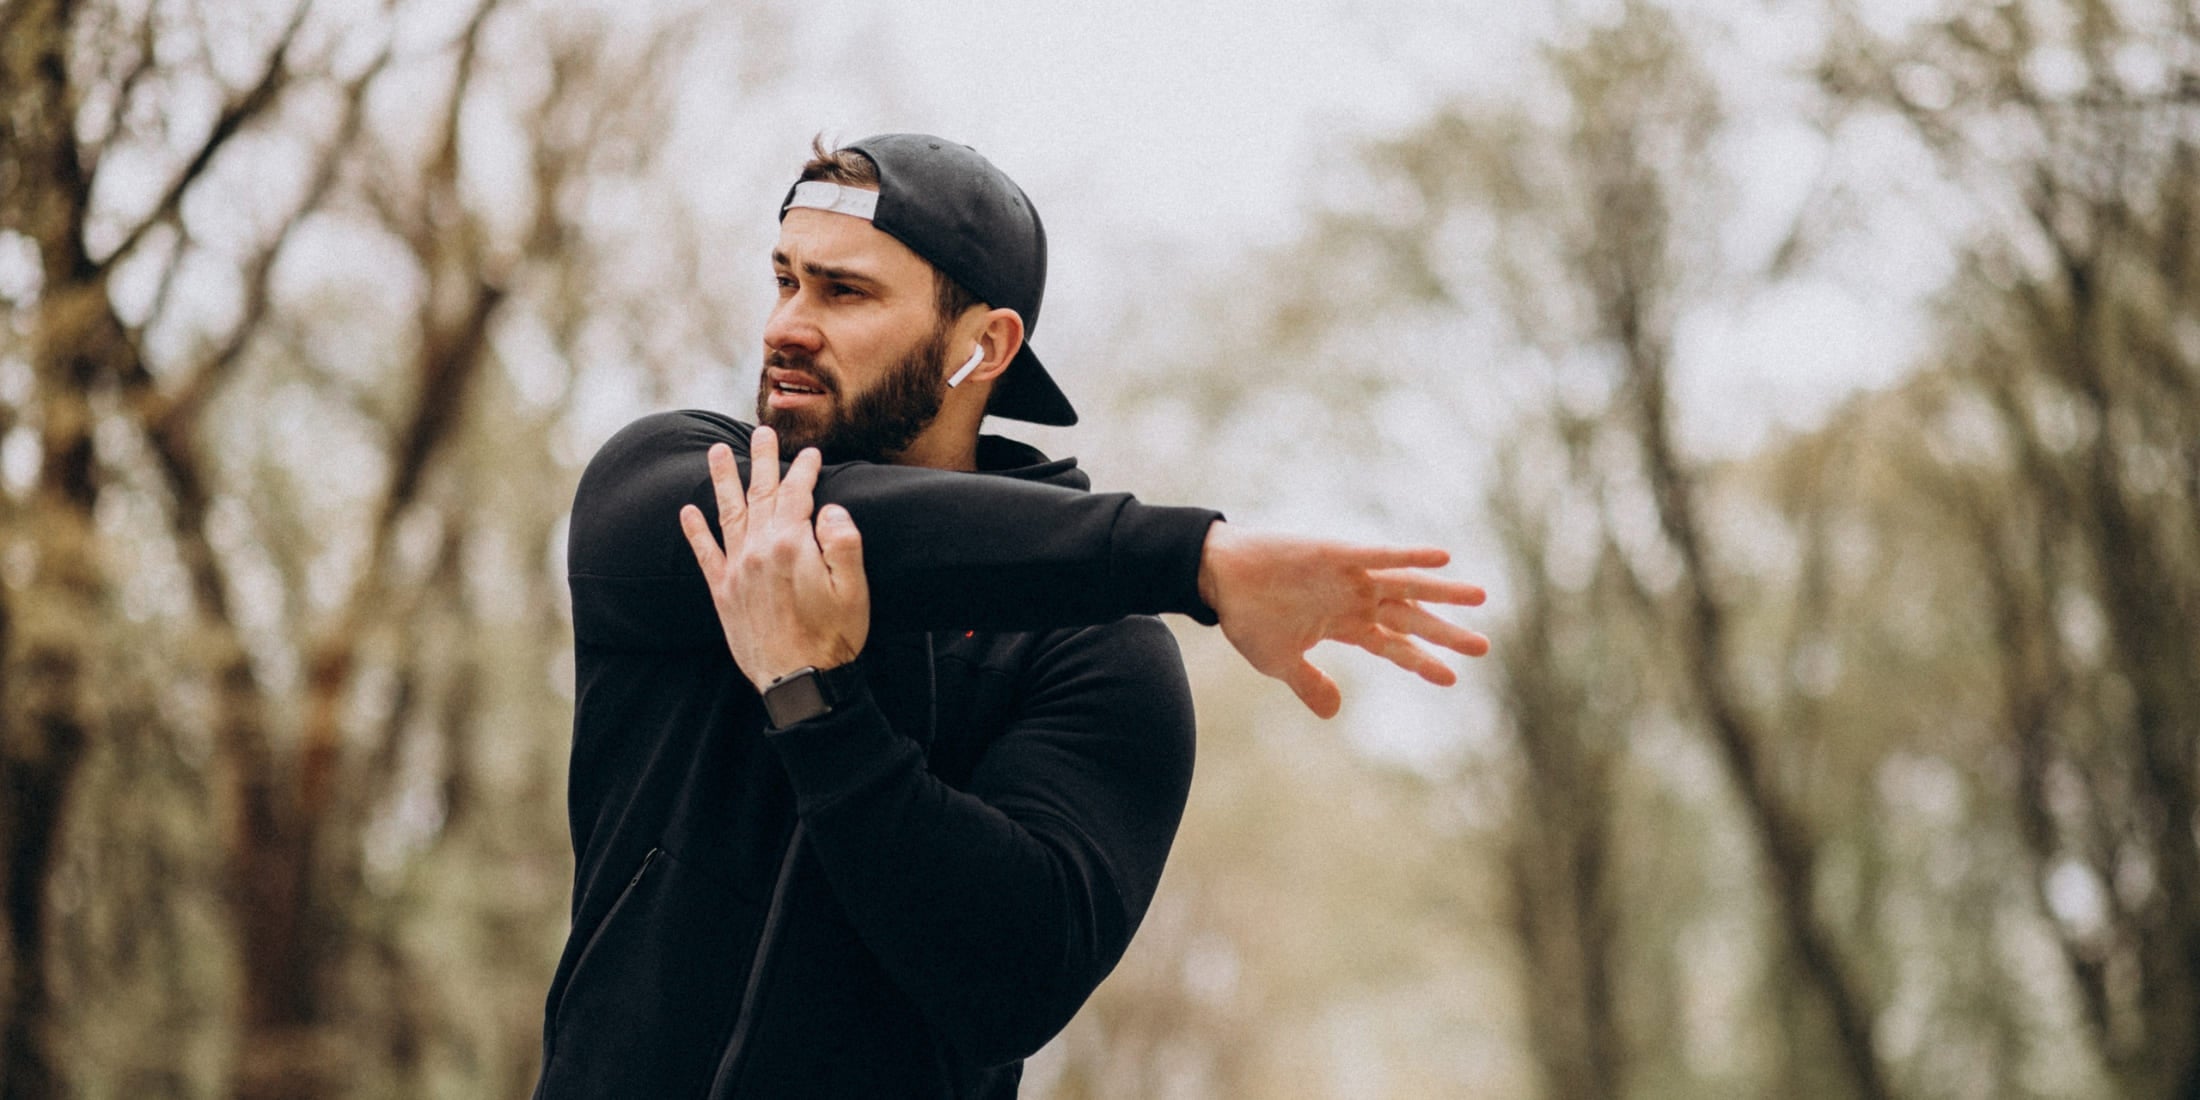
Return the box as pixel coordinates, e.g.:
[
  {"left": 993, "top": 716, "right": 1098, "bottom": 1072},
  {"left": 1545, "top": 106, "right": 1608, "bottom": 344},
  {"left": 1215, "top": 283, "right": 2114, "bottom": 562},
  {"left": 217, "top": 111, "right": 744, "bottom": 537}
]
[{"left": 799, "top": 136, "right": 983, "bottom": 323}]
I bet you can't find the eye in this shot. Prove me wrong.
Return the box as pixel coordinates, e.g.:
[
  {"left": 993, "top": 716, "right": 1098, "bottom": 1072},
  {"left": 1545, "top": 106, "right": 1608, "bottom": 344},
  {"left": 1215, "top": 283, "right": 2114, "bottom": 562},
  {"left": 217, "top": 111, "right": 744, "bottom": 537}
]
[
  {"left": 774, "top": 274, "right": 796, "bottom": 293},
  {"left": 829, "top": 283, "right": 864, "bottom": 299}
]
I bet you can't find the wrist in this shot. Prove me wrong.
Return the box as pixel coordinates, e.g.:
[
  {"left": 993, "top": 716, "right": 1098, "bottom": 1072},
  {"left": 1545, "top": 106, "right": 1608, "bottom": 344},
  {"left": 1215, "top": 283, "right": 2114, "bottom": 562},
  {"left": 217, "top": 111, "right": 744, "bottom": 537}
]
[
  {"left": 746, "top": 643, "right": 863, "bottom": 694},
  {"left": 1197, "top": 519, "right": 1234, "bottom": 612}
]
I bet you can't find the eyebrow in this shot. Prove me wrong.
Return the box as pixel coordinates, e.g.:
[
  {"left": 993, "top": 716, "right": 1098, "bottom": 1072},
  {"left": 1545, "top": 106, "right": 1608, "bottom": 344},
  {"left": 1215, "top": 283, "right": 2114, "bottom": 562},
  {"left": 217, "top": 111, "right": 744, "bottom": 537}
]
[{"left": 771, "top": 250, "right": 883, "bottom": 287}]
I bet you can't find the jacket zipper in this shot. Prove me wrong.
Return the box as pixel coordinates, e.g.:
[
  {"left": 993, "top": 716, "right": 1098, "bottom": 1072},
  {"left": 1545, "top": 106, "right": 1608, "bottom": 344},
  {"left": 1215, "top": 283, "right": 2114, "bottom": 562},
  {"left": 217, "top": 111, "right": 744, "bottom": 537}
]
[
  {"left": 704, "top": 822, "right": 805, "bottom": 1098},
  {"left": 541, "top": 847, "right": 659, "bottom": 1070}
]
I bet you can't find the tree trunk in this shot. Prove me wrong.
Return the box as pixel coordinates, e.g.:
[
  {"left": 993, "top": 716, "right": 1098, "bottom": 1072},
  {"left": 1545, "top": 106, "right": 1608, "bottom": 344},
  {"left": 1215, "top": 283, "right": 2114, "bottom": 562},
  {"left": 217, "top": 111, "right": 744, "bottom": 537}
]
[
  {"left": 2, "top": 273, "right": 113, "bottom": 1100},
  {"left": 1623, "top": 351, "right": 1890, "bottom": 1100},
  {"left": 1, "top": 5, "right": 119, "bottom": 1089}
]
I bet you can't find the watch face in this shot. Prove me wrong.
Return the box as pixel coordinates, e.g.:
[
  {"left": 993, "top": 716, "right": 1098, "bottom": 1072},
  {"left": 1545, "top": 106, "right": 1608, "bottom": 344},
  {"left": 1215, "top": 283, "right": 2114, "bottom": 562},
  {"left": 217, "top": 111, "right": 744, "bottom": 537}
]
[{"left": 764, "top": 670, "right": 830, "bottom": 728}]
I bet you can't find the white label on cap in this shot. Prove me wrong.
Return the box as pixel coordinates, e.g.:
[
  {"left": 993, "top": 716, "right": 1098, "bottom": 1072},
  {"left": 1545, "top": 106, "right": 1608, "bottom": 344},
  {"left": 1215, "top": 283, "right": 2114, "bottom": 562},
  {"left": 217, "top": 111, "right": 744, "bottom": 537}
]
[{"left": 785, "top": 181, "right": 879, "bottom": 221}]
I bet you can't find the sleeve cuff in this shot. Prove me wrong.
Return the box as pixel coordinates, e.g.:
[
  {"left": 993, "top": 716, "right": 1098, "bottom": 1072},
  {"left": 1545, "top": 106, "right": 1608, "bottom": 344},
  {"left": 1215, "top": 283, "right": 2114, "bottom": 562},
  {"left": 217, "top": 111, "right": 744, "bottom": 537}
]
[
  {"left": 1109, "top": 504, "right": 1225, "bottom": 626},
  {"left": 761, "top": 675, "right": 920, "bottom": 815}
]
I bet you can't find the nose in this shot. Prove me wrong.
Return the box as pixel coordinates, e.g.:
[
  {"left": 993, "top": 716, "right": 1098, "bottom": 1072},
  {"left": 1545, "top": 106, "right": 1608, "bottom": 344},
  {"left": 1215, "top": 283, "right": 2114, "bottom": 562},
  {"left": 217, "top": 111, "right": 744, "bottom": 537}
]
[{"left": 763, "top": 290, "right": 822, "bottom": 357}]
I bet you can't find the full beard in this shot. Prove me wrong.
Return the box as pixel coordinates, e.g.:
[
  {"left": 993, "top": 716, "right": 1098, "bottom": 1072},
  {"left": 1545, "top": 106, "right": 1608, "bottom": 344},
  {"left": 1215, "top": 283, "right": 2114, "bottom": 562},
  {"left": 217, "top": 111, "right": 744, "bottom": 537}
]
[{"left": 755, "top": 321, "right": 951, "bottom": 464}]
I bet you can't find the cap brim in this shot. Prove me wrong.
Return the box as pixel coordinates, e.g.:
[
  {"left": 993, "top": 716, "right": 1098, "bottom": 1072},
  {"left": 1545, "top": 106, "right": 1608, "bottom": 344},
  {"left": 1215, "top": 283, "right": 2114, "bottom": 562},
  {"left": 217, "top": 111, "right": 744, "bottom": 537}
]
[{"left": 987, "top": 344, "right": 1077, "bottom": 426}]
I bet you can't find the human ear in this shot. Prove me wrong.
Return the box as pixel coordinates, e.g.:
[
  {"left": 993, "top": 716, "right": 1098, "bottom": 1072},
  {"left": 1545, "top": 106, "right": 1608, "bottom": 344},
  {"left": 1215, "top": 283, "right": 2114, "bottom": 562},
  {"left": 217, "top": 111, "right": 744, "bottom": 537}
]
[{"left": 960, "top": 308, "right": 1024, "bottom": 386}]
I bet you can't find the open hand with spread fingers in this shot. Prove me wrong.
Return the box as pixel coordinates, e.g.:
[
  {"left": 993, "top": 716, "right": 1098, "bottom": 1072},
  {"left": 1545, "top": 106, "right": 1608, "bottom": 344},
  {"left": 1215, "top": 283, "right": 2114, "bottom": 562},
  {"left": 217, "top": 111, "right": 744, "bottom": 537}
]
[
  {"left": 678, "top": 425, "right": 870, "bottom": 691},
  {"left": 1195, "top": 521, "right": 1489, "bottom": 719}
]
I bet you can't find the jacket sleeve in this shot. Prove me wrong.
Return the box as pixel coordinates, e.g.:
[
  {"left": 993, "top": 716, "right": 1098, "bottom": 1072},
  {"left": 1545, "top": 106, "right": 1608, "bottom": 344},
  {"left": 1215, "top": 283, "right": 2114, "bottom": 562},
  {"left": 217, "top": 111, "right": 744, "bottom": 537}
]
[
  {"left": 763, "top": 617, "right": 1196, "bottom": 1066},
  {"left": 566, "top": 410, "right": 1221, "bottom": 650}
]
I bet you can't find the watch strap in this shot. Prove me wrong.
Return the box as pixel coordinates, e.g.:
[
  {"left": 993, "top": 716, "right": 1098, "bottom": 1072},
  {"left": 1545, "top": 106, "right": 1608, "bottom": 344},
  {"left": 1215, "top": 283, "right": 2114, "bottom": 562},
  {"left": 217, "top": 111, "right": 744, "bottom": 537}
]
[{"left": 760, "top": 662, "right": 865, "bottom": 728}]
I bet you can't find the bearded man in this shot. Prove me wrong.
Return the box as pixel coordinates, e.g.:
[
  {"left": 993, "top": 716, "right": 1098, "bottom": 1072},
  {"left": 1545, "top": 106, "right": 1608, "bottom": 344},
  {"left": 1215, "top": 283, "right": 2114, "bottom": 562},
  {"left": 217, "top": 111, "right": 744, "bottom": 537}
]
[{"left": 531, "top": 134, "right": 1488, "bottom": 1098}]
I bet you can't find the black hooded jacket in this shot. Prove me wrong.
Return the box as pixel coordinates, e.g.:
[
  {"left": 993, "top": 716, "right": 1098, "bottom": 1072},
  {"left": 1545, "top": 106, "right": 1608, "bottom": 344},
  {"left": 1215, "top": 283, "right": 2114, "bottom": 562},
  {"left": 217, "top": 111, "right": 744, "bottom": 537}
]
[{"left": 532, "top": 410, "right": 1222, "bottom": 1098}]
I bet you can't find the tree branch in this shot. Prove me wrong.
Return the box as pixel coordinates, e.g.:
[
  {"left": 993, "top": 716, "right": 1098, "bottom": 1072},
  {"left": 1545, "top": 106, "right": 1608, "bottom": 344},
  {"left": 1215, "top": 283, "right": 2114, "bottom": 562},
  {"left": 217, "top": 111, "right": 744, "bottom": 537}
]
[
  {"left": 296, "top": 0, "right": 506, "bottom": 829},
  {"left": 145, "top": 41, "right": 392, "bottom": 436},
  {"left": 90, "top": 0, "right": 315, "bottom": 276}
]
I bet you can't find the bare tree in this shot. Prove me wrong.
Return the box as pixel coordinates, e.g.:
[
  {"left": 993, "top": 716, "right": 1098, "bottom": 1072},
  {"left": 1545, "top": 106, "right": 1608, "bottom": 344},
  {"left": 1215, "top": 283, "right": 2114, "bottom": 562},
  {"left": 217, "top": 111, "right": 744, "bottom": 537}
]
[
  {"left": 1821, "top": 1, "right": 2200, "bottom": 1094},
  {"left": 0, "top": 0, "right": 736, "bottom": 1093},
  {"left": 1315, "top": 5, "right": 1894, "bottom": 1094}
]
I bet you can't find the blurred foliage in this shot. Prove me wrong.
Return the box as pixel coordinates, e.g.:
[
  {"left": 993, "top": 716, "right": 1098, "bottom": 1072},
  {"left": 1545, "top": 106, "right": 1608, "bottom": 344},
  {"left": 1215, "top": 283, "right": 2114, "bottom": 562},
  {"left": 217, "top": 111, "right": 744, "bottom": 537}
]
[
  {"left": 1, "top": 0, "right": 778, "bottom": 1094},
  {"left": 1072, "top": 0, "right": 2200, "bottom": 1097},
  {"left": 2, "top": 0, "right": 2197, "bottom": 1097}
]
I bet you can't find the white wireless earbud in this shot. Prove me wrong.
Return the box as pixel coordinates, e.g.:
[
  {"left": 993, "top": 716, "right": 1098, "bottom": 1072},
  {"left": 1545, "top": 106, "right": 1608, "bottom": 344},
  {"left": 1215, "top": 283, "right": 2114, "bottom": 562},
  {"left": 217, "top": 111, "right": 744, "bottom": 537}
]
[{"left": 947, "top": 344, "right": 984, "bottom": 388}]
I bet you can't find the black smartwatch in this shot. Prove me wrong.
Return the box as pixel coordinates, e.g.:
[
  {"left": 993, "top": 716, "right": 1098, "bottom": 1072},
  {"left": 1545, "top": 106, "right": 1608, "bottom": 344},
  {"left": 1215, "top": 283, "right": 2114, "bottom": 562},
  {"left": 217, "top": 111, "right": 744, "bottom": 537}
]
[{"left": 759, "top": 662, "right": 864, "bottom": 728}]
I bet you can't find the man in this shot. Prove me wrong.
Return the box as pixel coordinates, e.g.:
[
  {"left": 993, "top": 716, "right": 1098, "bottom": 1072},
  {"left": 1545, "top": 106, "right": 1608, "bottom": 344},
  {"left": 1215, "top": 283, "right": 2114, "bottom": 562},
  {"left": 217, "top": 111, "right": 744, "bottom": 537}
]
[{"left": 532, "top": 134, "right": 1487, "bottom": 1098}]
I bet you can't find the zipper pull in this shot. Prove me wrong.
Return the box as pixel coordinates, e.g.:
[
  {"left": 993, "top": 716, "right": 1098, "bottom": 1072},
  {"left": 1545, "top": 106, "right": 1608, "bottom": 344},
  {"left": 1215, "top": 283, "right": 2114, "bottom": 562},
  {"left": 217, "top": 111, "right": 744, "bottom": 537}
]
[{"left": 628, "top": 847, "right": 661, "bottom": 889}]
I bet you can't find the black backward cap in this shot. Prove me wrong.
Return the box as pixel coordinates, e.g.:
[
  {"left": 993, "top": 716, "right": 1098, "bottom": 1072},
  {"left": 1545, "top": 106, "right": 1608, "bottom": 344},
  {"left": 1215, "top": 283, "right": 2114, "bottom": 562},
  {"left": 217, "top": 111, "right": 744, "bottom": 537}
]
[{"left": 780, "top": 133, "right": 1075, "bottom": 426}]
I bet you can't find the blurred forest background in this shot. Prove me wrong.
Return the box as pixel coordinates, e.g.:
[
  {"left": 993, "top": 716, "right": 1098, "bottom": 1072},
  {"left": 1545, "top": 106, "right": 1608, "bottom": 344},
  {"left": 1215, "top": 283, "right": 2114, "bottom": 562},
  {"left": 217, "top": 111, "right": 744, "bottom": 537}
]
[{"left": 2, "top": 0, "right": 2198, "bottom": 1096}]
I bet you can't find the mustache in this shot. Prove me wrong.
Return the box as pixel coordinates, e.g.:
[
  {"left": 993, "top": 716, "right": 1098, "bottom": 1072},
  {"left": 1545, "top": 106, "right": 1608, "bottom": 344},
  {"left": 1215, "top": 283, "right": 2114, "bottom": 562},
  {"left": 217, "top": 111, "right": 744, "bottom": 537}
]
[{"left": 764, "top": 349, "right": 840, "bottom": 395}]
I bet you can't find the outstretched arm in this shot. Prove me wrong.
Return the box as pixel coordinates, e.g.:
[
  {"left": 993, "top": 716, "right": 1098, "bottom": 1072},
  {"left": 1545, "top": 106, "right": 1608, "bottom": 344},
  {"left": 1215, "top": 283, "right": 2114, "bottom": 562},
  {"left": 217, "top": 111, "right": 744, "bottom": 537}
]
[
  {"left": 570, "top": 410, "right": 1217, "bottom": 650},
  {"left": 682, "top": 425, "right": 1489, "bottom": 716}
]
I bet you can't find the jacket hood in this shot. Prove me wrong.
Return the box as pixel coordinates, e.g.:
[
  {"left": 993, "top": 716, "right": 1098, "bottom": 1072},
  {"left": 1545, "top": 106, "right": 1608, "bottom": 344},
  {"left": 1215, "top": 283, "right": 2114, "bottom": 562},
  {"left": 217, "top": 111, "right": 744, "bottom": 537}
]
[{"left": 974, "top": 434, "right": 1087, "bottom": 492}]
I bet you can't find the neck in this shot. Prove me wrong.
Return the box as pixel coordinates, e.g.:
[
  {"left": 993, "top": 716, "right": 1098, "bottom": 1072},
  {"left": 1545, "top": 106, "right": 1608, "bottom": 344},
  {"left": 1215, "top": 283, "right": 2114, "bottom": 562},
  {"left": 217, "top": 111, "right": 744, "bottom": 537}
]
[
  {"left": 889, "top": 384, "right": 991, "bottom": 471},
  {"left": 890, "top": 430, "right": 977, "bottom": 472}
]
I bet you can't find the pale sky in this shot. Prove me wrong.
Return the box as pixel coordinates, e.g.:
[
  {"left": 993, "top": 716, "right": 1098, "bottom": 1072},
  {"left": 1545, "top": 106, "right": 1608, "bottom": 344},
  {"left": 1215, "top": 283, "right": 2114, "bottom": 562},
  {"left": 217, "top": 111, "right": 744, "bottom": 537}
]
[{"left": 797, "top": 0, "right": 1543, "bottom": 245}]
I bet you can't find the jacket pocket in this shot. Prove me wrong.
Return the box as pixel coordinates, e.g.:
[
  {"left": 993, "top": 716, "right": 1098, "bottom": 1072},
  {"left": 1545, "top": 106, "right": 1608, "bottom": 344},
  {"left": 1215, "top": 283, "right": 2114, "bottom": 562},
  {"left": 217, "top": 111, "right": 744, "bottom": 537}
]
[{"left": 535, "top": 845, "right": 764, "bottom": 1100}]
